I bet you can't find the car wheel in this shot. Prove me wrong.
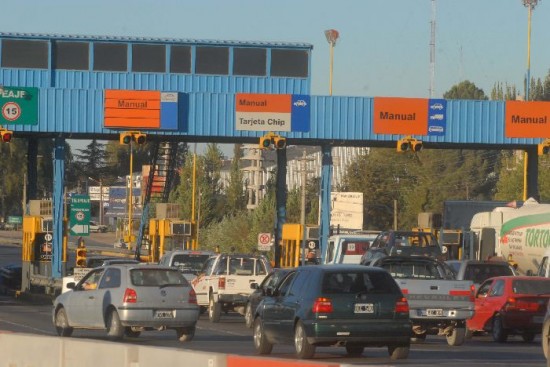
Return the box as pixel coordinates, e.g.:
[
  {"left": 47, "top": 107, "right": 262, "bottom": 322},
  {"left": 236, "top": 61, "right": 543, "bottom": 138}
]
[
  {"left": 492, "top": 315, "right": 508, "bottom": 343},
  {"left": 124, "top": 327, "right": 141, "bottom": 338},
  {"left": 208, "top": 295, "right": 221, "bottom": 323},
  {"left": 199, "top": 306, "right": 207, "bottom": 315},
  {"left": 522, "top": 332, "right": 535, "bottom": 343},
  {"left": 294, "top": 321, "right": 315, "bottom": 359},
  {"left": 54, "top": 307, "right": 73, "bottom": 337},
  {"left": 446, "top": 327, "right": 466, "bottom": 346},
  {"left": 106, "top": 309, "right": 124, "bottom": 339},
  {"left": 176, "top": 326, "right": 195, "bottom": 342},
  {"left": 253, "top": 317, "right": 273, "bottom": 355},
  {"left": 245, "top": 303, "right": 254, "bottom": 329},
  {"left": 465, "top": 328, "right": 474, "bottom": 340},
  {"left": 345, "top": 345, "right": 364, "bottom": 357},
  {"left": 543, "top": 320, "right": 550, "bottom": 359},
  {"left": 388, "top": 344, "right": 410, "bottom": 360}
]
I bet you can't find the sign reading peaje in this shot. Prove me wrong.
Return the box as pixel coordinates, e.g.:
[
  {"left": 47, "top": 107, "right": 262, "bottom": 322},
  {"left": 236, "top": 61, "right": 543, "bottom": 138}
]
[{"left": 0, "top": 87, "right": 39, "bottom": 125}]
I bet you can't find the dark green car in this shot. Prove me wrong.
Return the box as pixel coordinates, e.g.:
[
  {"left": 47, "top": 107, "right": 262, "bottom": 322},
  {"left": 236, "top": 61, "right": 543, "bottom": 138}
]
[{"left": 252, "top": 265, "right": 412, "bottom": 359}]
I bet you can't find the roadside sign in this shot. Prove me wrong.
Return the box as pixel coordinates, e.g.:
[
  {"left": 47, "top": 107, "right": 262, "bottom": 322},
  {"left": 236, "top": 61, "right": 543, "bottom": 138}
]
[
  {"left": 7, "top": 216, "right": 22, "bottom": 224},
  {"left": 70, "top": 195, "right": 91, "bottom": 236},
  {"left": 258, "top": 233, "right": 272, "bottom": 252},
  {"left": 0, "top": 87, "right": 39, "bottom": 125}
]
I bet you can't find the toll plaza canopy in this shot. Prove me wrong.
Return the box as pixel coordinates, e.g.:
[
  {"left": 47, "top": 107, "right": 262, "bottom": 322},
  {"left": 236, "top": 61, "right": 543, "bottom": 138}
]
[{"left": 1, "top": 32, "right": 548, "bottom": 278}]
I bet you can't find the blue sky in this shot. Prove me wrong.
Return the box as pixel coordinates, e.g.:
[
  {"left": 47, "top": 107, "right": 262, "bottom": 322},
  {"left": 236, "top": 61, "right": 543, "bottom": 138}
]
[{"left": 2, "top": 0, "right": 550, "bottom": 153}]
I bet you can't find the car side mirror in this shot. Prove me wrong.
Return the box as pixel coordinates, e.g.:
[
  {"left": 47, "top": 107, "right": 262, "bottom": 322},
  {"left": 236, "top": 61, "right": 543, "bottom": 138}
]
[
  {"left": 67, "top": 282, "right": 76, "bottom": 290},
  {"left": 250, "top": 282, "right": 259, "bottom": 290}
]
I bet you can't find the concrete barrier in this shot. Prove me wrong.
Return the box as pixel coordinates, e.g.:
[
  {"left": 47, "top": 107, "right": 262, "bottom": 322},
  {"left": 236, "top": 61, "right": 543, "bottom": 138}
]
[
  {"left": 0, "top": 333, "right": 376, "bottom": 367},
  {"left": 0, "top": 333, "right": 226, "bottom": 367}
]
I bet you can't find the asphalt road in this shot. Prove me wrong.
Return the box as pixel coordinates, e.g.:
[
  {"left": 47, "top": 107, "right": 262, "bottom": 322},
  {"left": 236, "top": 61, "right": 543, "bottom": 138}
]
[{"left": 0, "top": 231, "right": 548, "bottom": 366}]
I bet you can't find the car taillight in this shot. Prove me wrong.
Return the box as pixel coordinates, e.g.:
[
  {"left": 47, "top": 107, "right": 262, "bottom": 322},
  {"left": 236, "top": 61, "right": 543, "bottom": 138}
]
[
  {"left": 470, "top": 284, "right": 475, "bottom": 302},
  {"left": 188, "top": 288, "right": 197, "bottom": 304},
  {"left": 123, "top": 288, "right": 137, "bottom": 303},
  {"left": 449, "top": 289, "right": 474, "bottom": 302},
  {"left": 401, "top": 289, "right": 409, "bottom": 295},
  {"left": 395, "top": 297, "right": 409, "bottom": 313},
  {"left": 504, "top": 298, "right": 540, "bottom": 312},
  {"left": 218, "top": 277, "right": 226, "bottom": 290},
  {"left": 312, "top": 297, "right": 333, "bottom": 313}
]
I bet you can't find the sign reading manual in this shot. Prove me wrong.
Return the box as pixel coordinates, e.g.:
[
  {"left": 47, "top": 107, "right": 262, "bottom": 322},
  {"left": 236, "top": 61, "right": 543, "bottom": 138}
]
[{"left": 235, "top": 93, "right": 310, "bottom": 132}]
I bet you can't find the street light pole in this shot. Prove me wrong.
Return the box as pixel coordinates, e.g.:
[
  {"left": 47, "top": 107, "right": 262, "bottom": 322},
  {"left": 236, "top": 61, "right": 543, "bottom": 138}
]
[
  {"left": 324, "top": 29, "right": 340, "bottom": 96},
  {"left": 522, "top": 0, "right": 540, "bottom": 201},
  {"left": 128, "top": 140, "right": 134, "bottom": 249}
]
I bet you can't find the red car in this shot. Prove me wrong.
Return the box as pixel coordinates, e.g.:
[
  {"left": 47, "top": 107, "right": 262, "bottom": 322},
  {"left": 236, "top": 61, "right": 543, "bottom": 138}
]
[{"left": 467, "top": 276, "right": 550, "bottom": 342}]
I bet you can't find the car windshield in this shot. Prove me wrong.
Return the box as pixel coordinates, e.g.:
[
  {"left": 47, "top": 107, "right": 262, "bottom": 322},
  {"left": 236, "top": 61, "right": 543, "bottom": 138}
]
[
  {"left": 322, "top": 271, "right": 401, "bottom": 295},
  {"left": 512, "top": 279, "right": 550, "bottom": 295},
  {"left": 130, "top": 268, "right": 188, "bottom": 287}
]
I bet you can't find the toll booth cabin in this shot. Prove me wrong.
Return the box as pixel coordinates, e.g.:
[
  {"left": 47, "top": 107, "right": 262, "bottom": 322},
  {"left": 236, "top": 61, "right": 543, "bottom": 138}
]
[
  {"left": 22, "top": 200, "right": 66, "bottom": 294},
  {"left": 279, "top": 224, "right": 319, "bottom": 268},
  {"left": 147, "top": 203, "right": 195, "bottom": 263}
]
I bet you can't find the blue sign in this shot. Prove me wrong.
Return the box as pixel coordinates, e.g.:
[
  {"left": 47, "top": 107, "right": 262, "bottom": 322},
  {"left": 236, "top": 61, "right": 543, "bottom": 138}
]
[
  {"left": 427, "top": 99, "right": 447, "bottom": 136},
  {"left": 291, "top": 95, "right": 310, "bottom": 132}
]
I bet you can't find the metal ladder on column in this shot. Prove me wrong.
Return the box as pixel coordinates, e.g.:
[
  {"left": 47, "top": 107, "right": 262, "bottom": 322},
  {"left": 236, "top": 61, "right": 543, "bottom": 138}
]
[{"left": 135, "top": 141, "right": 179, "bottom": 260}]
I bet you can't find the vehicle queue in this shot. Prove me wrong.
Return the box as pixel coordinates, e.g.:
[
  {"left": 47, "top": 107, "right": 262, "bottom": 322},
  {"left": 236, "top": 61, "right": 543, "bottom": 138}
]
[{"left": 50, "top": 230, "right": 550, "bottom": 363}]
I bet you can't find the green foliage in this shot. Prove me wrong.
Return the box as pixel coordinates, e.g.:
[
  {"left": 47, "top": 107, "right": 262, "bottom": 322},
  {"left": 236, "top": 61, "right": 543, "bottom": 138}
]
[{"left": 443, "top": 80, "right": 487, "bottom": 100}]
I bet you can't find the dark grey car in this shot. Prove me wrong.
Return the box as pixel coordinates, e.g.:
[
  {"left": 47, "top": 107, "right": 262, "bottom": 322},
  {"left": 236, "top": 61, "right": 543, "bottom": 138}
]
[
  {"left": 253, "top": 265, "right": 411, "bottom": 360},
  {"left": 53, "top": 264, "right": 199, "bottom": 342}
]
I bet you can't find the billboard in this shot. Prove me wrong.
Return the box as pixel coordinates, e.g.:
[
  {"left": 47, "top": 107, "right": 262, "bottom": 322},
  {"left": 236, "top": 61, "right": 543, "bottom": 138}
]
[{"left": 330, "top": 192, "right": 364, "bottom": 230}]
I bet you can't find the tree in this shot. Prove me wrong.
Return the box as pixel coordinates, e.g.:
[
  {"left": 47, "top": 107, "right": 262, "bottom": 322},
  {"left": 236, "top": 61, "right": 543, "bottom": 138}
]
[
  {"left": 225, "top": 144, "right": 247, "bottom": 215},
  {"left": 444, "top": 80, "right": 488, "bottom": 100}
]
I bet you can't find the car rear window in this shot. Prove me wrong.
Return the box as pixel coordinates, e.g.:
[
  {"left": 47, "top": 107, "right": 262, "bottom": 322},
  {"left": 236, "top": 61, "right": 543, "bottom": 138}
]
[
  {"left": 465, "top": 264, "right": 514, "bottom": 283},
  {"left": 322, "top": 271, "right": 401, "bottom": 295},
  {"left": 130, "top": 269, "right": 188, "bottom": 287},
  {"left": 172, "top": 254, "right": 211, "bottom": 273},
  {"left": 378, "top": 260, "right": 444, "bottom": 280},
  {"left": 512, "top": 279, "right": 550, "bottom": 294}
]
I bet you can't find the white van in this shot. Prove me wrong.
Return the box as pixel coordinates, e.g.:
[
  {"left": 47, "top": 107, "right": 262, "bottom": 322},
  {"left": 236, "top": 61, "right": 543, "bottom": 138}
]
[{"left": 323, "top": 232, "right": 380, "bottom": 265}]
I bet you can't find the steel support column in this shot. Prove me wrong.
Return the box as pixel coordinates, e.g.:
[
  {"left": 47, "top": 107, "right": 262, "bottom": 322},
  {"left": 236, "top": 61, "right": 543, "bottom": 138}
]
[
  {"left": 52, "top": 137, "right": 65, "bottom": 278},
  {"left": 526, "top": 146, "right": 540, "bottom": 200},
  {"left": 319, "top": 145, "right": 333, "bottom": 262},
  {"left": 274, "top": 148, "right": 287, "bottom": 268}
]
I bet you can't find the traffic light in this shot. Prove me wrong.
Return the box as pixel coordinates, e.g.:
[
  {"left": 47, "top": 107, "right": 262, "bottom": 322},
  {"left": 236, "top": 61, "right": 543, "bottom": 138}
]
[
  {"left": 538, "top": 139, "right": 550, "bottom": 155},
  {"left": 134, "top": 132, "right": 146, "bottom": 145},
  {"left": 259, "top": 135, "right": 272, "bottom": 149},
  {"left": 397, "top": 138, "right": 410, "bottom": 152},
  {"left": 75, "top": 240, "right": 87, "bottom": 268},
  {"left": 119, "top": 132, "right": 133, "bottom": 145},
  {"left": 119, "top": 131, "right": 146, "bottom": 145},
  {"left": 0, "top": 128, "right": 13, "bottom": 143},
  {"left": 397, "top": 136, "right": 422, "bottom": 153},
  {"left": 259, "top": 132, "right": 286, "bottom": 150},
  {"left": 273, "top": 135, "right": 286, "bottom": 149},
  {"left": 411, "top": 139, "right": 423, "bottom": 152}
]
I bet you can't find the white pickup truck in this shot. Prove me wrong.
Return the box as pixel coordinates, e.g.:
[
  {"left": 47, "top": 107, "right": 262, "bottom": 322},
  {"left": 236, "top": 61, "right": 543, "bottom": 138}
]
[
  {"left": 371, "top": 255, "right": 475, "bottom": 346},
  {"left": 191, "top": 253, "right": 271, "bottom": 322}
]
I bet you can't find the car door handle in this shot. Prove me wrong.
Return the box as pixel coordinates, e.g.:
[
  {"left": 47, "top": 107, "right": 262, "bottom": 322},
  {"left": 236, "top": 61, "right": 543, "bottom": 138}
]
[{"left": 88, "top": 296, "right": 95, "bottom": 300}]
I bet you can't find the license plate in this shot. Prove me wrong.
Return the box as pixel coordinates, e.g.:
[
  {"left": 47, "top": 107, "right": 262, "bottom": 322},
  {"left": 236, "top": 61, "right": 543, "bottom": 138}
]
[
  {"left": 154, "top": 310, "right": 175, "bottom": 319},
  {"left": 354, "top": 303, "right": 374, "bottom": 313},
  {"left": 426, "top": 309, "right": 443, "bottom": 316},
  {"left": 533, "top": 316, "right": 544, "bottom": 323}
]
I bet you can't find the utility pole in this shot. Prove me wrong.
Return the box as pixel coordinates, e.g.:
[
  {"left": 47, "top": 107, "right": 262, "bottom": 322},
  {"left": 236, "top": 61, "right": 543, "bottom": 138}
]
[{"left": 299, "top": 150, "right": 314, "bottom": 266}]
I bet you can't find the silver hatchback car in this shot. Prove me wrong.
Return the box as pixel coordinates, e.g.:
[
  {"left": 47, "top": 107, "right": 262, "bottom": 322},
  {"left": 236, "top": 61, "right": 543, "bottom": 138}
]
[{"left": 53, "top": 264, "right": 199, "bottom": 342}]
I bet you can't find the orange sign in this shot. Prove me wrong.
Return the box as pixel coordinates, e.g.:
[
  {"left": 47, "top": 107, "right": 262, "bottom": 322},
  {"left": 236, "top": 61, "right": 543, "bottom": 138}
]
[
  {"left": 104, "top": 90, "right": 161, "bottom": 128},
  {"left": 235, "top": 94, "right": 291, "bottom": 113},
  {"left": 373, "top": 97, "right": 428, "bottom": 135},
  {"left": 505, "top": 100, "right": 550, "bottom": 138}
]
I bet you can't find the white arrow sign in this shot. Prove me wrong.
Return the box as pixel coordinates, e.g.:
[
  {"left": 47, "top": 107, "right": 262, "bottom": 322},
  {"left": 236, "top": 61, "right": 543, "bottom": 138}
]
[{"left": 71, "top": 224, "right": 88, "bottom": 234}]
